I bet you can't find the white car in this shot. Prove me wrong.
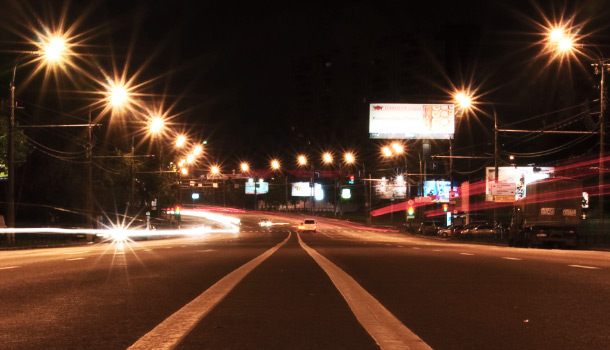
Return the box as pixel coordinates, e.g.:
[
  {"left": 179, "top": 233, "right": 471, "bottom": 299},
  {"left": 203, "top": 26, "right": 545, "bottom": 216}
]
[{"left": 298, "top": 219, "right": 317, "bottom": 233}]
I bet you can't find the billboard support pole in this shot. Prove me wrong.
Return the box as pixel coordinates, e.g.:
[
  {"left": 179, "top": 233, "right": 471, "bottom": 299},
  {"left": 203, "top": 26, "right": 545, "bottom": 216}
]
[{"left": 494, "top": 109, "right": 499, "bottom": 238}]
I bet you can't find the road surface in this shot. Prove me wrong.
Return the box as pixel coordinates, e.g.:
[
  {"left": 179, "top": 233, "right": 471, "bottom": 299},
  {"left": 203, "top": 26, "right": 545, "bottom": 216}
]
[{"left": 1, "top": 212, "right": 609, "bottom": 349}]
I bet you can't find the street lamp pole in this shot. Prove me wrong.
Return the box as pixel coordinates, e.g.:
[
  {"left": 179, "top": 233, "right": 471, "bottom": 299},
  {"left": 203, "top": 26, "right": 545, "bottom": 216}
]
[
  {"left": 8, "top": 64, "right": 17, "bottom": 232},
  {"left": 494, "top": 109, "right": 499, "bottom": 236},
  {"left": 590, "top": 58, "right": 608, "bottom": 238}
]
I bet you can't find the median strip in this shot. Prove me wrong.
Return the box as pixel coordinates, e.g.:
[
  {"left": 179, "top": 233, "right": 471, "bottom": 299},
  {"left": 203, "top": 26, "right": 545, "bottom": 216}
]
[
  {"left": 298, "top": 233, "right": 431, "bottom": 350},
  {"left": 128, "top": 232, "right": 291, "bottom": 350}
]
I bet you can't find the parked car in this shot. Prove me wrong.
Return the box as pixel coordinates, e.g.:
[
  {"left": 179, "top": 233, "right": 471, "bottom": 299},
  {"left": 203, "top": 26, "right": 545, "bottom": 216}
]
[
  {"left": 437, "top": 225, "right": 463, "bottom": 237},
  {"left": 418, "top": 222, "right": 439, "bottom": 235},
  {"left": 298, "top": 219, "right": 317, "bottom": 233},
  {"left": 462, "top": 223, "right": 495, "bottom": 237}
]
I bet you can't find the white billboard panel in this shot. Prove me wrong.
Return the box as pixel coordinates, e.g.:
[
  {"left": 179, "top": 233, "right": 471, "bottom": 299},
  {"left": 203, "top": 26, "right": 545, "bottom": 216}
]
[
  {"left": 375, "top": 177, "right": 407, "bottom": 199},
  {"left": 485, "top": 167, "right": 554, "bottom": 201},
  {"left": 291, "top": 182, "right": 324, "bottom": 201},
  {"left": 245, "top": 180, "right": 269, "bottom": 194},
  {"left": 369, "top": 103, "right": 455, "bottom": 139}
]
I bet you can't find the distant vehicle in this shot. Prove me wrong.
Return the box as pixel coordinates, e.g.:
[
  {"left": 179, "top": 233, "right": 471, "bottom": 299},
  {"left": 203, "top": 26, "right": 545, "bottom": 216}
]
[
  {"left": 258, "top": 218, "right": 272, "bottom": 227},
  {"left": 462, "top": 223, "right": 495, "bottom": 237},
  {"left": 418, "top": 222, "right": 439, "bottom": 235},
  {"left": 298, "top": 219, "right": 317, "bottom": 233},
  {"left": 437, "top": 225, "right": 463, "bottom": 237},
  {"left": 509, "top": 178, "right": 581, "bottom": 248}
]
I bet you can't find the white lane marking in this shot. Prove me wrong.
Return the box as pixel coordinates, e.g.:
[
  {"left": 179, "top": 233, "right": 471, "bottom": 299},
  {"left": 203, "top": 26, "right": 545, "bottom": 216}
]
[
  {"left": 432, "top": 250, "right": 443, "bottom": 252},
  {"left": 63, "top": 251, "right": 90, "bottom": 255},
  {"left": 0, "top": 266, "right": 20, "bottom": 270},
  {"left": 129, "top": 233, "right": 291, "bottom": 350},
  {"left": 502, "top": 257, "right": 523, "bottom": 261},
  {"left": 412, "top": 247, "right": 421, "bottom": 250},
  {"left": 568, "top": 265, "right": 602, "bottom": 270},
  {"left": 297, "top": 233, "right": 431, "bottom": 350},
  {"left": 66, "top": 257, "right": 85, "bottom": 261},
  {"left": 460, "top": 253, "right": 474, "bottom": 256}
]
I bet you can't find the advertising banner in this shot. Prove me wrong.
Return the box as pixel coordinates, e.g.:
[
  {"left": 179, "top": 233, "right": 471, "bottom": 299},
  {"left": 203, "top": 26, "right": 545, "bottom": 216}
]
[
  {"left": 291, "top": 182, "right": 324, "bottom": 201},
  {"left": 423, "top": 180, "right": 459, "bottom": 203},
  {"left": 369, "top": 103, "right": 455, "bottom": 139},
  {"left": 245, "top": 180, "right": 269, "bottom": 194},
  {"left": 485, "top": 167, "right": 554, "bottom": 201},
  {"left": 375, "top": 177, "right": 407, "bottom": 199}
]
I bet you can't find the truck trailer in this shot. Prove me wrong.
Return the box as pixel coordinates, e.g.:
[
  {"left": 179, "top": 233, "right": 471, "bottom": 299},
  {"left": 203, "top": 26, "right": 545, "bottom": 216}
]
[{"left": 509, "top": 177, "right": 582, "bottom": 248}]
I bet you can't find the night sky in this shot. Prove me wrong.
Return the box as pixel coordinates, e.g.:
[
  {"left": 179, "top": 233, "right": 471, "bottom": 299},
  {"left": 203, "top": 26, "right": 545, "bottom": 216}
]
[{"left": 2, "top": 0, "right": 610, "bottom": 173}]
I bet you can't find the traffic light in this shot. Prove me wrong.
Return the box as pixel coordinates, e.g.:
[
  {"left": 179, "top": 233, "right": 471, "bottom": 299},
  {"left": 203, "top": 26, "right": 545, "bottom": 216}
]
[
  {"left": 174, "top": 205, "right": 181, "bottom": 216},
  {"left": 408, "top": 206, "right": 414, "bottom": 216},
  {"left": 442, "top": 203, "right": 448, "bottom": 212},
  {"left": 349, "top": 175, "right": 354, "bottom": 184}
]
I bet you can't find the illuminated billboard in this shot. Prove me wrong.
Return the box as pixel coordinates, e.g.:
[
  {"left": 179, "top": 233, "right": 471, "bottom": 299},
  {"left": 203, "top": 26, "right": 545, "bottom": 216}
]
[
  {"left": 369, "top": 104, "right": 455, "bottom": 139},
  {"left": 291, "top": 182, "right": 324, "bottom": 201},
  {"left": 245, "top": 180, "right": 269, "bottom": 194},
  {"left": 423, "top": 180, "right": 459, "bottom": 203},
  {"left": 375, "top": 176, "right": 407, "bottom": 199},
  {"left": 485, "top": 167, "right": 554, "bottom": 201}
]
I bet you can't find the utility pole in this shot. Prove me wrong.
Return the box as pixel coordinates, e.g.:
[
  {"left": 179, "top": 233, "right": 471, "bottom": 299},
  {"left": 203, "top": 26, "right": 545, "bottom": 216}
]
[
  {"left": 130, "top": 136, "right": 135, "bottom": 209},
  {"left": 599, "top": 60, "right": 606, "bottom": 238},
  {"left": 8, "top": 67, "right": 16, "bottom": 232},
  {"left": 494, "top": 109, "right": 499, "bottom": 237},
  {"left": 86, "top": 111, "right": 93, "bottom": 229}
]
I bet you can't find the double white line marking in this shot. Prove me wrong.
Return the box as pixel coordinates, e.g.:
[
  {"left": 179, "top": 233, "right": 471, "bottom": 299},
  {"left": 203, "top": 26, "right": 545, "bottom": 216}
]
[{"left": 130, "top": 232, "right": 431, "bottom": 350}]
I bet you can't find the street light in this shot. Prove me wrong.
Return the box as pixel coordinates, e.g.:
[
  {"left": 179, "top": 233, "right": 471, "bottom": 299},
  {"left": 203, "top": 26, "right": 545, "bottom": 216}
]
[
  {"left": 176, "top": 135, "right": 186, "bottom": 148},
  {"left": 323, "top": 152, "right": 333, "bottom": 164},
  {"left": 344, "top": 152, "right": 355, "bottom": 165},
  {"left": 149, "top": 116, "right": 165, "bottom": 135},
  {"left": 298, "top": 155, "right": 307, "bottom": 166},
  {"left": 193, "top": 145, "right": 203, "bottom": 156},
  {"left": 544, "top": 22, "right": 606, "bottom": 238},
  {"left": 382, "top": 146, "right": 393, "bottom": 158},
  {"left": 8, "top": 36, "right": 68, "bottom": 229},
  {"left": 241, "top": 162, "right": 249, "bottom": 172},
  {"left": 271, "top": 159, "right": 280, "bottom": 170}
]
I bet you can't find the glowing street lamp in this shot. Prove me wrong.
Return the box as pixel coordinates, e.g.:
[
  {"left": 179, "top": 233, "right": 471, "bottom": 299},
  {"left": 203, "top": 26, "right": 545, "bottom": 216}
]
[
  {"left": 176, "top": 135, "right": 186, "bottom": 148},
  {"left": 241, "top": 162, "right": 250, "bottom": 172},
  {"left": 42, "top": 36, "right": 67, "bottom": 64},
  {"left": 391, "top": 142, "right": 404, "bottom": 154},
  {"left": 105, "top": 80, "right": 131, "bottom": 110},
  {"left": 382, "top": 146, "right": 393, "bottom": 157},
  {"left": 181, "top": 167, "right": 188, "bottom": 175},
  {"left": 186, "top": 154, "right": 195, "bottom": 164},
  {"left": 149, "top": 116, "right": 165, "bottom": 135},
  {"left": 271, "top": 159, "right": 280, "bottom": 170},
  {"left": 323, "top": 152, "right": 333, "bottom": 164},
  {"left": 211, "top": 166, "right": 220, "bottom": 175},
  {"left": 193, "top": 144, "right": 203, "bottom": 156},
  {"left": 298, "top": 155, "right": 307, "bottom": 166},
  {"left": 344, "top": 152, "right": 355, "bottom": 165}
]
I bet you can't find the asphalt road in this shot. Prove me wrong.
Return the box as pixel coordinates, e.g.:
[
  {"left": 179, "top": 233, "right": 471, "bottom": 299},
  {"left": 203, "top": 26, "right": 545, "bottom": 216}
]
[{"left": 1, "top": 212, "right": 609, "bottom": 349}]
